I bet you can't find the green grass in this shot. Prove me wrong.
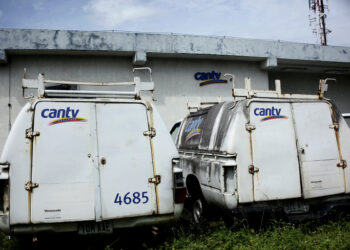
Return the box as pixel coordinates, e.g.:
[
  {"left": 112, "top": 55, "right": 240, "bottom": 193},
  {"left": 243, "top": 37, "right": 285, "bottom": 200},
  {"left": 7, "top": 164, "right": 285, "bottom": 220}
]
[
  {"left": 0, "top": 232, "right": 18, "bottom": 250},
  {"left": 156, "top": 215, "right": 350, "bottom": 250},
  {"left": 1, "top": 214, "right": 349, "bottom": 249}
]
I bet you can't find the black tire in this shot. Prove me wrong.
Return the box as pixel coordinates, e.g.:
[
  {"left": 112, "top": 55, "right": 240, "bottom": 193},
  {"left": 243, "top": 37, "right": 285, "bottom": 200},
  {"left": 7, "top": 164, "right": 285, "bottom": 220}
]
[
  {"left": 192, "top": 197, "right": 207, "bottom": 224},
  {"left": 186, "top": 175, "right": 208, "bottom": 224}
]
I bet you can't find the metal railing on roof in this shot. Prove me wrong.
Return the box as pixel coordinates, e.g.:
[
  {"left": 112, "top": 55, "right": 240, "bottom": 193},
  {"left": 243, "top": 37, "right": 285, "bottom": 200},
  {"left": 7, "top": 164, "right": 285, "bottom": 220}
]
[
  {"left": 22, "top": 67, "right": 155, "bottom": 100},
  {"left": 224, "top": 74, "right": 335, "bottom": 100}
]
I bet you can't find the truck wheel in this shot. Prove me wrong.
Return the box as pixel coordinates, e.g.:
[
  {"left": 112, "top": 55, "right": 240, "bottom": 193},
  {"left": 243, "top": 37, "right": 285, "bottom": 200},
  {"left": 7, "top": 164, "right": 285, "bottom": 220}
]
[{"left": 192, "top": 197, "right": 206, "bottom": 224}]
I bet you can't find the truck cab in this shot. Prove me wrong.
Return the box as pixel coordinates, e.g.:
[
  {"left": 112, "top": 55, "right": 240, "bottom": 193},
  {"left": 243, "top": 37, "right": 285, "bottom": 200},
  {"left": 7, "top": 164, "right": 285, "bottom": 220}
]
[{"left": 0, "top": 69, "right": 185, "bottom": 234}]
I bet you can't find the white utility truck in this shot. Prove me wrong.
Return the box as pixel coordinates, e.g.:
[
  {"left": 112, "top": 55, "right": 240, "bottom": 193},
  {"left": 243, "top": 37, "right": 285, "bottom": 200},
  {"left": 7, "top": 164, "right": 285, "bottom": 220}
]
[
  {"left": 173, "top": 76, "right": 350, "bottom": 222},
  {"left": 0, "top": 68, "right": 185, "bottom": 234}
]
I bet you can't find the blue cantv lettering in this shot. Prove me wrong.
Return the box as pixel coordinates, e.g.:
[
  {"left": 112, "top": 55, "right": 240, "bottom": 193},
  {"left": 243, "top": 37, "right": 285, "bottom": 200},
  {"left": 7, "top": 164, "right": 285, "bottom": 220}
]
[
  {"left": 200, "top": 73, "right": 208, "bottom": 81},
  {"left": 194, "top": 71, "right": 221, "bottom": 81},
  {"left": 66, "top": 107, "right": 71, "bottom": 118},
  {"left": 49, "top": 109, "right": 57, "bottom": 118},
  {"left": 254, "top": 106, "right": 287, "bottom": 122},
  {"left": 194, "top": 72, "right": 202, "bottom": 80},
  {"left": 254, "top": 108, "right": 259, "bottom": 116},
  {"left": 41, "top": 107, "right": 80, "bottom": 119},
  {"left": 57, "top": 109, "right": 65, "bottom": 118},
  {"left": 71, "top": 109, "right": 79, "bottom": 118},
  {"left": 194, "top": 70, "right": 228, "bottom": 86},
  {"left": 254, "top": 107, "right": 282, "bottom": 116},
  {"left": 41, "top": 109, "right": 49, "bottom": 118}
]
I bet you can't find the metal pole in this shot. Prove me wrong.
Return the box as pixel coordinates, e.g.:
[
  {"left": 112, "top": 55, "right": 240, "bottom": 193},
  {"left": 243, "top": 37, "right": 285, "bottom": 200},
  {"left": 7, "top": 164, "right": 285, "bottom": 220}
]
[{"left": 319, "top": 0, "right": 327, "bottom": 45}]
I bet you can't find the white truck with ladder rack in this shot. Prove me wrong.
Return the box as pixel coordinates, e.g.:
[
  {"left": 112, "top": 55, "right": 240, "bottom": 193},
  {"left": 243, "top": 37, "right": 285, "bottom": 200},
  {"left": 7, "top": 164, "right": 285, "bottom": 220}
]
[
  {"left": 173, "top": 75, "right": 350, "bottom": 222},
  {"left": 0, "top": 68, "right": 185, "bottom": 234}
]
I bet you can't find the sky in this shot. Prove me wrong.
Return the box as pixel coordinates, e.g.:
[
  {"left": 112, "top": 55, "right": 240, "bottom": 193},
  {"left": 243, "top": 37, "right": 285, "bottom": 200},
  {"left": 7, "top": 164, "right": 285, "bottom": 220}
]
[{"left": 0, "top": 0, "right": 349, "bottom": 46}]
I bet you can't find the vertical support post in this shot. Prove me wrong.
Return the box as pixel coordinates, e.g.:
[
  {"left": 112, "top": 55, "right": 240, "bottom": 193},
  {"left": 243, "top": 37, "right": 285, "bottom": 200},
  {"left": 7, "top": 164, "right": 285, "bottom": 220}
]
[
  {"left": 38, "top": 74, "right": 45, "bottom": 98},
  {"left": 245, "top": 77, "right": 252, "bottom": 98},
  {"left": 318, "top": 79, "right": 328, "bottom": 98},
  {"left": 275, "top": 80, "right": 281, "bottom": 94},
  {"left": 134, "top": 76, "right": 141, "bottom": 99},
  {"left": 245, "top": 77, "right": 251, "bottom": 91}
]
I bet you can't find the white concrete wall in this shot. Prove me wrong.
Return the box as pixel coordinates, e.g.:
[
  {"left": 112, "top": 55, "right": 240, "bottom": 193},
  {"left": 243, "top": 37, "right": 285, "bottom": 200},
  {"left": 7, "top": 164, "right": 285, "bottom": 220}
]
[
  {"left": 0, "top": 64, "right": 9, "bottom": 154},
  {"left": 0, "top": 55, "right": 268, "bottom": 152},
  {"left": 1, "top": 29, "right": 350, "bottom": 66},
  {"left": 147, "top": 58, "right": 268, "bottom": 129}
]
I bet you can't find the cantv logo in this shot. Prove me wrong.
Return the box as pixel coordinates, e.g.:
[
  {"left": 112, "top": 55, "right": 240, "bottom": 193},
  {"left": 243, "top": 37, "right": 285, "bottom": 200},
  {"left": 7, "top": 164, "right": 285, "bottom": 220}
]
[
  {"left": 185, "top": 117, "right": 203, "bottom": 141},
  {"left": 41, "top": 107, "right": 87, "bottom": 126},
  {"left": 254, "top": 107, "right": 288, "bottom": 122},
  {"left": 194, "top": 71, "right": 227, "bottom": 86}
]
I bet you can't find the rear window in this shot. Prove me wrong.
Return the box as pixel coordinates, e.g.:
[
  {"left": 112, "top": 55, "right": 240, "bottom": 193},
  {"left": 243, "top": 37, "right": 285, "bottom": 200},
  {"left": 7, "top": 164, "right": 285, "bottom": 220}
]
[
  {"left": 170, "top": 122, "right": 181, "bottom": 142},
  {"left": 179, "top": 113, "right": 207, "bottom": 150}
]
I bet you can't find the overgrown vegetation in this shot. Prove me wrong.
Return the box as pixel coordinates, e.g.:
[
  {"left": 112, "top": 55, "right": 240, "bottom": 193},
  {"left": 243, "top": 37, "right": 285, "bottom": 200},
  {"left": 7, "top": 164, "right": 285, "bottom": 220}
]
[
  {"left": 0, "top": 232, "right": 17, "bottom": 250},
  {"left": 155, "top": 215, "right": 350, "bottom": 250},
  {"left": 1, "top": 213, "right": 349, "bottom": 249}
]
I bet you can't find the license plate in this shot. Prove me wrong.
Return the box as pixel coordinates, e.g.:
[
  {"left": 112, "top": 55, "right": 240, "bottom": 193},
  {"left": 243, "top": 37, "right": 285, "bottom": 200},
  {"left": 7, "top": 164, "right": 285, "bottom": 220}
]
[
  {"left": 284, "top": 201, "right": 309, "bottom": 215},
  {"left": 78, "top": 221, "right": 113, "bottom": 235}
]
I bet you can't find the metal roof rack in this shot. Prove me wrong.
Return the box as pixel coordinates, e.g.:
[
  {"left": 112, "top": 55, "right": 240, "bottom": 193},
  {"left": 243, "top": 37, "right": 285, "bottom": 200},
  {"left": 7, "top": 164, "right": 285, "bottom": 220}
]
[
  {"left": 224, "top": 73, "right": 335, "bottom": 100},
  {"left": 186, "top": 75, "right": 336, "bottom": 113},
  {"left": 22, "top": 67, "right": 155, "bottom": 100},
  {"left": 187, "top": 97, "right": 223, "bottom": 113}
]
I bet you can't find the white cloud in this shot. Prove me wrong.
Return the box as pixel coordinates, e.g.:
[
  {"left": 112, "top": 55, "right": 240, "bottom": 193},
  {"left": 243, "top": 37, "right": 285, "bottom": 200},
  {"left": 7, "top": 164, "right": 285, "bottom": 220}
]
[
  {"left": 83, "top": 0, "right": 159, "bottom": 28},
  {"left": 0, "top": 10, "right": 3, "bottom": 18},
  {"left": 233, "top": 0, "right": 309, "bottom": 40},
  {"left": 80, "top": 0, "right": 348, "bottom": 45},
  {"left": 32, "top": 1, "right": 44, "bottom": 11}
]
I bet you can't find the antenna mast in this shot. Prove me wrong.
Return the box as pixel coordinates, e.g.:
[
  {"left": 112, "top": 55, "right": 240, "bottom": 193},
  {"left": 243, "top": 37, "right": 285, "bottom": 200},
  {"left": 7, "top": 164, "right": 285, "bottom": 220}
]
[{"left": 308, "top": 0, "right": 331, "bottom": 45}]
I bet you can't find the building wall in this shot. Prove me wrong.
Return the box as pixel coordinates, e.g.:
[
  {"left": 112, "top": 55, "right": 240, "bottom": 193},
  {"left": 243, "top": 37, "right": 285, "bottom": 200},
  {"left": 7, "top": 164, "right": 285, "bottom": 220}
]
[
  {"left": 0, "top": 54, "right": 268, "bottom": 152},
  {"left": 268, "top": 72, "right": 350, "bottom": 113},
  {"left": 0, "top": 64, "right": 10, "bottom": 155},
  {"left": 147, "top": 57, "right": 268, "bottom": 129}
]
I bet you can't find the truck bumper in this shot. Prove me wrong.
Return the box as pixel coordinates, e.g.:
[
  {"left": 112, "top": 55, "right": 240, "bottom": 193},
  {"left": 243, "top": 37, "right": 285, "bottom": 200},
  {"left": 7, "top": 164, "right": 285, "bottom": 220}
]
[{"left": 10, "top": 210, "right": 183, "bottom": 234}]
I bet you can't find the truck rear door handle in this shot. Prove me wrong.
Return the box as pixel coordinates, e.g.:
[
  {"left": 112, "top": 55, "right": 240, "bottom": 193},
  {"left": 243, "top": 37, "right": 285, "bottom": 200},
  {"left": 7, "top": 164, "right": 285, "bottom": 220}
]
[
  {"left": 248, "top": 165, "right": 259, "bottom": 174},
  {"left": 100, "top": 157, "right": 106, "bottom": 165}
]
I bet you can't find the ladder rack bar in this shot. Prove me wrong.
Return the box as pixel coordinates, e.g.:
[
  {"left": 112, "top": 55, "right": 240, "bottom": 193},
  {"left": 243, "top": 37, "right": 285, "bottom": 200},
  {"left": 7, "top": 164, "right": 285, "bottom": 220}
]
[
  {"left": 45, "top": 90, "right": 137, "bottom": 98},
  {"left": 44, "top": 79, "right": 136, "bottom": 86},
  {"left": 22, "top": 70, "right": 155, "bottom": 99}
]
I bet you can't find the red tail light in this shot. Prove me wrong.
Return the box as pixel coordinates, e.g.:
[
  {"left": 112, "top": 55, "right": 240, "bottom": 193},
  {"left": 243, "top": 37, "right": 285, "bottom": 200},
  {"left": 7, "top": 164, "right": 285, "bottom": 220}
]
[
  {"left": 173, "top": 159, "right": 186, "bottom": 203},
  {"left": 175, "top": 187, "right": 187, "bottom": 203}
]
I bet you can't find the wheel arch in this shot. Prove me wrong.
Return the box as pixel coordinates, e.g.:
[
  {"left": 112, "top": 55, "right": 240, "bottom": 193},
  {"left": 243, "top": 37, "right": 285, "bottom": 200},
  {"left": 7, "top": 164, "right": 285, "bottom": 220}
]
[{"left": 186, "top": 174, "right": 203, "bottom": 199}]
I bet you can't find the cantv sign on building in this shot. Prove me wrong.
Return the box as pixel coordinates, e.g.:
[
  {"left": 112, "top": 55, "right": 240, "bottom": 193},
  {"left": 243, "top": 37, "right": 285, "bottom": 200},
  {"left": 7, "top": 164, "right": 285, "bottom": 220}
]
[{"left": 194, "top": 71, "right": 228, "bottom": 86}]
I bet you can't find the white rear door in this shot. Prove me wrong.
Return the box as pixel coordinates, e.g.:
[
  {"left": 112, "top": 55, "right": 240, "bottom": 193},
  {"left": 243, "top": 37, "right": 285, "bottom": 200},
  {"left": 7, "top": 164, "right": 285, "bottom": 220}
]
[
  {"left": 31, "top": 102, "right": 95, "bottom": 223},
  {"left": 96, "top": 103, "right": 157, "bottom": 220},
  {"left": 249, "top": 102, "right": 301, "bottom": 202},
  {"left": 292, "top": 102, "right": 346, "bottom": 198}
]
